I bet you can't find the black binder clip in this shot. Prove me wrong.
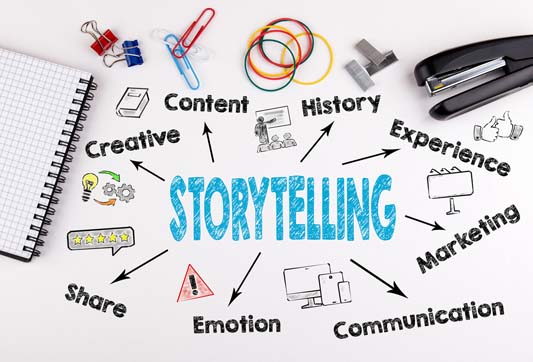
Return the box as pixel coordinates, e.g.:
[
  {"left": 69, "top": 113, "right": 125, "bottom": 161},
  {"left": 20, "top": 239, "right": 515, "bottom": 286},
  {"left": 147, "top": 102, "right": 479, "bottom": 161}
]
[
  {"left": 103, "top": 40, "right": 144, "bottom": 68},
  {"left": 414, "top": 35, "right": 533, "bottom": 120}
]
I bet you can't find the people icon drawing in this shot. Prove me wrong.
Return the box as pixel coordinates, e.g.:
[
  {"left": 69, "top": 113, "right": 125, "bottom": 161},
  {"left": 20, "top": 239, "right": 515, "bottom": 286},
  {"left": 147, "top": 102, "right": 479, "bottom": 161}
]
[
  {"left": 254, "top": 110, "right": 297, "bottom": 153},
  {"left": 270, "top": 135, "right": 283, "bottom": 150},
  {"left": 256, "top": 131, "right": 298, "bottom": 153},
  {"left": 254, "top": 116, "right": 274, "bottom": 145},
  {"left": 283, "top": 133, "right": 297, "bottom": 147}
]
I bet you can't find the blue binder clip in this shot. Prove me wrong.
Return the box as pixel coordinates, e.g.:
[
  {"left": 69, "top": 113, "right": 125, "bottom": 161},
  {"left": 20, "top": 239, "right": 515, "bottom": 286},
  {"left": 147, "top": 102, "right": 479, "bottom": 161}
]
[
  {"left": 103, "top": 40, "right": 144, "bottom": 68},
  {"left": 164, "top": 34, "right": 200, "bottom": 90}
]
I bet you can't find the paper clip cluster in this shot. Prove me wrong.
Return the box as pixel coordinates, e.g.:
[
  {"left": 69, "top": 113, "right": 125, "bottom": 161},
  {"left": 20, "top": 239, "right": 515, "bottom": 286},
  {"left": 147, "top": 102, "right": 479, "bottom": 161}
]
[
  {"left": 153, "top": 8, "right": 215, "bottom": 90},
  {"left": 81, "top": 20, "right": 144, "bottom": 68},
  {"left": 244, "top": 18, "right": 334, "bottom": 92}
]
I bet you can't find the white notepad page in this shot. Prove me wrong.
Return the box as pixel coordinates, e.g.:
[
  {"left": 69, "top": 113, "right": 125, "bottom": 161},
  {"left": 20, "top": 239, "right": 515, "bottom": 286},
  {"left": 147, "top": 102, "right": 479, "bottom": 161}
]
[{"left": 0, "top": 48, "right": 92, "bottom": 260}]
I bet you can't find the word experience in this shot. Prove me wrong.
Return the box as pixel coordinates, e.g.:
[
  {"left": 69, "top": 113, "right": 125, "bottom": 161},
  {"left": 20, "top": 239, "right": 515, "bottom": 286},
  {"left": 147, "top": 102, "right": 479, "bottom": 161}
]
[
  {"left": 417, "top": 204, "right": 520, "bottom": 274},
  {"left": 85, "top": 129, "right": 180, "bottom": 158},
  {"left": 390, "top": 119, "right": 511, "bottom": 176},
  {"left": 334, "top": 301, "right": 504, "bottom": 339},
  {"left": 165, "top": 94, "right": 249, "bottom": 113},
  {"left": 169, "top": 175, "right": 396, "bottom": 241},
  {"left": 301, "top": 95, "right": 381, "bottom": 117}
]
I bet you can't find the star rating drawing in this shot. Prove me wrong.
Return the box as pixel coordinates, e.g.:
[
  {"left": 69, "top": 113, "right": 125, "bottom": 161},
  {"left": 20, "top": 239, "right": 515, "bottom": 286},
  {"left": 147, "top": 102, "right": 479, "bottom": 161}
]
[
  {"left": 85, "top": 234, "right": 94, "bottom": 244},
  {"left": 67, "top": 227, "right": 135, "bottom": 256}
]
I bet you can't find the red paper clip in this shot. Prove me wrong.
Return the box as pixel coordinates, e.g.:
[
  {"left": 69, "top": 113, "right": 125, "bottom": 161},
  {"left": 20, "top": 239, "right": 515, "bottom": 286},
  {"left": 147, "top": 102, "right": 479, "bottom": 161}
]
[
  {"left": 172, "top": 8, "right": 215, "bottom": 59},
  {"left": 81, "top": 20, "right": 119, "bottom": 56}
]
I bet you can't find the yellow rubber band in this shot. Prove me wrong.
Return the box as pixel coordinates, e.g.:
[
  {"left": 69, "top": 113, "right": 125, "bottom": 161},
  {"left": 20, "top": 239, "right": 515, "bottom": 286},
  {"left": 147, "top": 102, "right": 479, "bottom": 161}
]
[
  {"left": 280, "top": 32, "right": 333, "bottom": 85},
  {"left": 246, "top": 25, "right": 302, "bottom": 78}
]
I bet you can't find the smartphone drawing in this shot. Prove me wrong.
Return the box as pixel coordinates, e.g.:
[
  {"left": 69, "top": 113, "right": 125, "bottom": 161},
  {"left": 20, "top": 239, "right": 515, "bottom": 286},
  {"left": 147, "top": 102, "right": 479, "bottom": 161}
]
[
  {"left": 338, "top": 281, "right": 351, "bottom": 303},
  {"left": 319, "top": 272, "right": 344, "bottom": 305}
]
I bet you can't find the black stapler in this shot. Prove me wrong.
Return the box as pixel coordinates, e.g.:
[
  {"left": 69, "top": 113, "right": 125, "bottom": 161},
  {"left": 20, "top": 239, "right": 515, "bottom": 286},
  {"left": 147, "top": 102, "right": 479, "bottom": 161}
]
[{"left": 414, "top": 35, "right": 533, "bottom": 120}]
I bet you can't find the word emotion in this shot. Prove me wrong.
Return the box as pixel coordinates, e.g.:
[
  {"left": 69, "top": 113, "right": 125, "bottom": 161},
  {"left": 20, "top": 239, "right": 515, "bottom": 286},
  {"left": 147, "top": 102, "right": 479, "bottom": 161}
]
[
  {"left": 65, "top": 283, "right": 127, "bottom": 318},
  {"left": 85, "top": 128, "right": 180, "bottom": 158},
  {"left": 193, "top": 315, "right": 281, "bottom": 334},
  {"left": 170, "top": 175, "right": 395, "bottom": 241},
  {"left": 67, "top": 226, "right": 135, "bottom": 256}
]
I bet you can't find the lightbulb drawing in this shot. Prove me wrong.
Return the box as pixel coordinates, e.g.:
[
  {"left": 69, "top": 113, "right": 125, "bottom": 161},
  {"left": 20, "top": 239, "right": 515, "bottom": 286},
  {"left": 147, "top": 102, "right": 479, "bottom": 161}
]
[{"left": 81, "top": 173, "right": 99, "bottom": 202}]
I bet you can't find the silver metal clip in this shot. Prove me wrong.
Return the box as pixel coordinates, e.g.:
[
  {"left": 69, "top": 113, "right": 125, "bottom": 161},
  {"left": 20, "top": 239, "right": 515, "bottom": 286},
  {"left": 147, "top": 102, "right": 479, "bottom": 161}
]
[{"left": 345, "top": 39, "right": 398, "bottom": 91}]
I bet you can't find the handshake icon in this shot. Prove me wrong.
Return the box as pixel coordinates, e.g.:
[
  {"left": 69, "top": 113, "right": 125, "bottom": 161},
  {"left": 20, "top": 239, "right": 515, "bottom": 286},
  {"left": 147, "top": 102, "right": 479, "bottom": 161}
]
[{"left": 474, "top": 111, "right": 523, "bottom": 142}]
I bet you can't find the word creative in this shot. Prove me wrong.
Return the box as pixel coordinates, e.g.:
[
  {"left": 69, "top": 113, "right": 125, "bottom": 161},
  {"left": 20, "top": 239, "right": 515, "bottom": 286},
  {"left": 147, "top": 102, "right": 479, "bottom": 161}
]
[
  {"left": 169, "top": 175, "right": 396, "bottom": 242},
  {"left": 85, "top": 128, "right": 180, "bottom": 158}
]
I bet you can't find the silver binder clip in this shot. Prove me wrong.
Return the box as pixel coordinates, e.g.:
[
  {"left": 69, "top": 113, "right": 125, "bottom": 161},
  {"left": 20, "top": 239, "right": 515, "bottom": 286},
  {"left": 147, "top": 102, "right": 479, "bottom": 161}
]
[{"left": 345, "top": 39, "right": 398, "bottom": 91}]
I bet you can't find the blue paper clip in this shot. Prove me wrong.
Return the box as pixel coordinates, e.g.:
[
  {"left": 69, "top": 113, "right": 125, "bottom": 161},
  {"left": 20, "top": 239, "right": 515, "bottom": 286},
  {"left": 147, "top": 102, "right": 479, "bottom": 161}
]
[{"left": 164, "top": 34, "right": 200, "bottom": 90}]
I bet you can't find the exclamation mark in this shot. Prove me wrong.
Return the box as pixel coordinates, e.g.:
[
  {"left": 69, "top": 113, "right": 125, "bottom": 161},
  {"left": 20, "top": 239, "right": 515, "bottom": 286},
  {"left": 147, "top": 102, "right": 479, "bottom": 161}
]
[{"left": 189, "top": 275, "right": 198, "bottom": 295}]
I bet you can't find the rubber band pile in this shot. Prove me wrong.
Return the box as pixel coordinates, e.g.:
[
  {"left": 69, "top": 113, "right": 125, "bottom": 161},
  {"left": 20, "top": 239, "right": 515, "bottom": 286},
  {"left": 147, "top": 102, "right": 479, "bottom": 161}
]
[{"left": 244, "top": 18, "right": 334, "bottom": 92}]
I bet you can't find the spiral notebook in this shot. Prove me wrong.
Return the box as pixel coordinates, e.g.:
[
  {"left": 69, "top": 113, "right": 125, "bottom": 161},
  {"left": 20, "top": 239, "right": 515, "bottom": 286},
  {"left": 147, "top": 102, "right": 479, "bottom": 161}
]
[{"left": 0, "top": 48, "right": 96, "bottom": 261}]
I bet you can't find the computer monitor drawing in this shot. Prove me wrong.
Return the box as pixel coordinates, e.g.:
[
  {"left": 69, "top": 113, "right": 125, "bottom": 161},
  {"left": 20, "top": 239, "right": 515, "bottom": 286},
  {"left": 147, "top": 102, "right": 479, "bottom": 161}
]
[{"left": 283, "top": 263, "right": 331, "bottom": 309}]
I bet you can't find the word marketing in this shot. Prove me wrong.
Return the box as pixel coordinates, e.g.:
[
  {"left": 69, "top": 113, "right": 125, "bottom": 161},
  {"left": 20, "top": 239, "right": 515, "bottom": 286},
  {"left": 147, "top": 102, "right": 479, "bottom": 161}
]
[{"left": 169, "top": 175, "right": 396, "bottom": 241}]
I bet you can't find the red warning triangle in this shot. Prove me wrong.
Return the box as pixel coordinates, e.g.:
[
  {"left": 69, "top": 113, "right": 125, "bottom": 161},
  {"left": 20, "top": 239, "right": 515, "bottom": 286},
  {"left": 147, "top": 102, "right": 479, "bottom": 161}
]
[{"left": 177, "top": 264, "right": 214, "bottom": 302}]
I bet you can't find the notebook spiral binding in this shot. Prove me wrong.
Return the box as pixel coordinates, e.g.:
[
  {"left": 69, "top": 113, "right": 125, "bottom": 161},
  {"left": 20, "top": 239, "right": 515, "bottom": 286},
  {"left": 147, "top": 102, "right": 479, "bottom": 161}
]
[{"left": 23, "top": 77, "right": 97, "bottom": 258}]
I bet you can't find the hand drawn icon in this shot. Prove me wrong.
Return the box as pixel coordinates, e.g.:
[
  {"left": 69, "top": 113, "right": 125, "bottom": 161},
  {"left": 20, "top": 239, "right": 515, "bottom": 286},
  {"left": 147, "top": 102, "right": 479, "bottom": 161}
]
[
  {"left": 83, "top": 170, "right": 136, "bottom": 206},
  {"left": 81, "top": 173, "right": 99, "bottom": 202},
  {"left": 67, "top": 226, "right": 135, "bottom": 256},
  {"left": 116, "top": 87, "right": 150, "bottom": 118},
  {"left": 254, "top": 106, "right": 298, "bottom": 153},
  {"left": 427, "top": 167, "right": 474, "bottom": 215},
  {"left": 283, "top": 263, "right": 351, "bottom": 309},
  {"left": 474, "top": 111, "right": 523, "bottom": 142},
  {"left": 177, "top": 264, "right": 214, "bottom": 302}
]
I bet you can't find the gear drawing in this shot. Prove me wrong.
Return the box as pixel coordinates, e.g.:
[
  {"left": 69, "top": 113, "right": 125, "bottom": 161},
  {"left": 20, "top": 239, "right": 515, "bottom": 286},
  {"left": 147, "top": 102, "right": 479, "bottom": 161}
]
[
  {"left": 102, "top": 182, "right": 117, "bottom": 196},
  {"left": 116, "top": 183, "right": 135, "bottom": 203}
]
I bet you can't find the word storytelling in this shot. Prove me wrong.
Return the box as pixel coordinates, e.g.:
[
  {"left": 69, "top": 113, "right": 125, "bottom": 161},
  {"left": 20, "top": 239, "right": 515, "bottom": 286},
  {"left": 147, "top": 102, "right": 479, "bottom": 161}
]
[{"left": 169, "top": 175, "right": 396, "bottom": 241}]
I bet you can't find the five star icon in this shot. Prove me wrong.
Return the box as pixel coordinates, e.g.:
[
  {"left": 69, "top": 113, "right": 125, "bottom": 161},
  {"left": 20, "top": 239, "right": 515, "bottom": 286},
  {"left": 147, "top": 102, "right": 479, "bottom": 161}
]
[{"left": 120, "top": 232, "right": 129, "bottom": 242}]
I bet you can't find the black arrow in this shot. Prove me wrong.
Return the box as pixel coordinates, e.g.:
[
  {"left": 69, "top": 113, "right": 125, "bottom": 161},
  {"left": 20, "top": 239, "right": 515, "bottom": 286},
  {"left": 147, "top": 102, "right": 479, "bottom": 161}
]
[
  {"left": 130, "top": 160, "right": 165, "bottom": 182},
  {"left": 202, "top": 122, "right": 215, "bottom": 163},
  {"left": 342, "top": 148, "right": 400, "bottom": 166},
  {"left": 349, "top": 259, "right": 407, "bottom": 298},
  {"left": 300, "top": 121, "right": 334, "bottom": 163},
  {"left": 405, "top": 215, "right": 445, "bottom": 231},
  {"left": 111, "top": 249, "right": 169, "bottom": 284},
  {"left": 228, "top": 252, "right": 262, "bottom": 306}
]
